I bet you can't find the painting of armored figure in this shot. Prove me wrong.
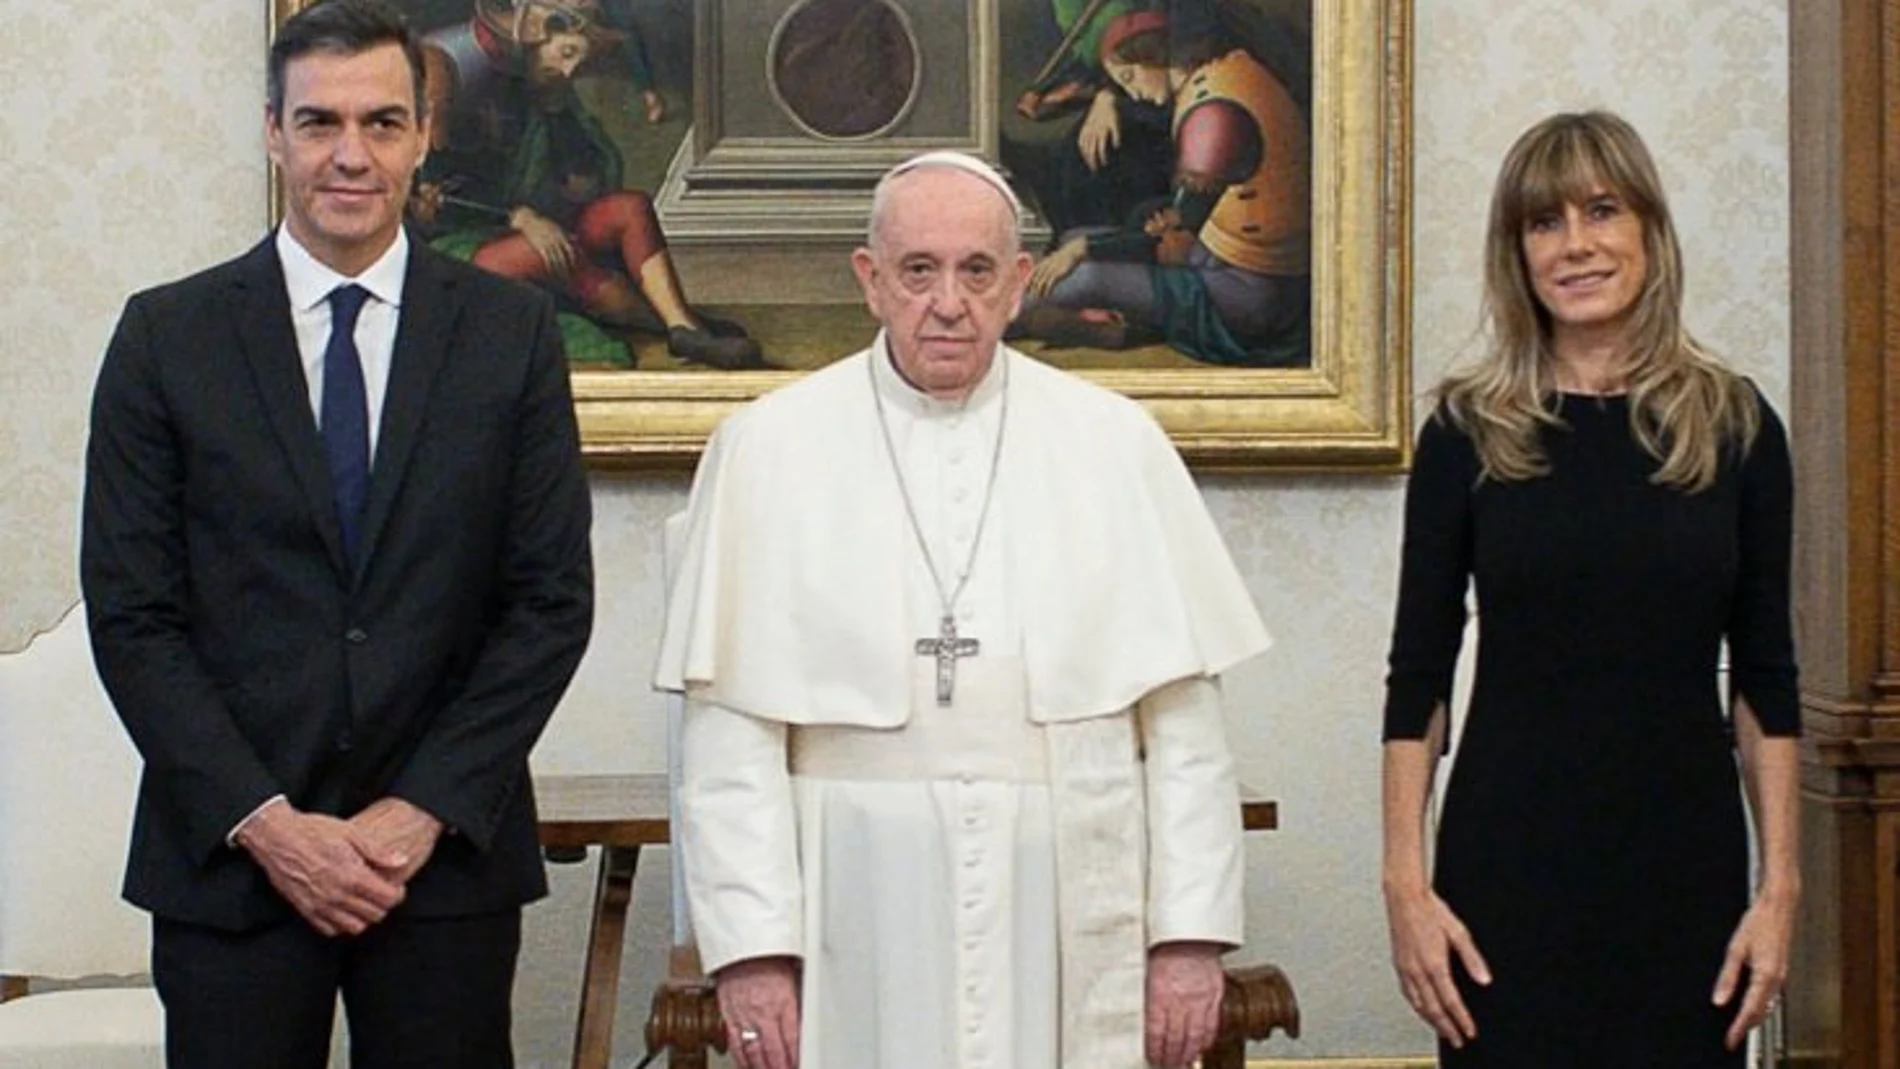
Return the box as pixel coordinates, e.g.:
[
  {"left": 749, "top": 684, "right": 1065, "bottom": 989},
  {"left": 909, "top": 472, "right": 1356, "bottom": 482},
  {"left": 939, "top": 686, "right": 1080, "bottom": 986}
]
[{"left": 270, "top": 0, "right": 1405, "bottom": 469}]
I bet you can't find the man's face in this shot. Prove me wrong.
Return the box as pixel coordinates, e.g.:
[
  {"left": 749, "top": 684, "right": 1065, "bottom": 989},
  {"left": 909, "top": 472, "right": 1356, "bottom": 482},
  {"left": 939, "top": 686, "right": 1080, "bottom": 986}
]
[
  {"left": 851, "top": 169, "right": 1032, "bottom": 399},
  {"left": 530, "top": 31, "right": 591, "bottom": 87},
  {"left": 266, "top": 42, "right": 428, "bottom": 276}
]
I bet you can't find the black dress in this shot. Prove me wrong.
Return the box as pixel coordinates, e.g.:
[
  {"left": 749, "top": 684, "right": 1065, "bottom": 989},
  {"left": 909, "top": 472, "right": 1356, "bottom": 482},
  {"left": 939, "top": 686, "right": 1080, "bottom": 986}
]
[{"left": 1383, "top": 390, "right": 1799, "bottom": 1068}]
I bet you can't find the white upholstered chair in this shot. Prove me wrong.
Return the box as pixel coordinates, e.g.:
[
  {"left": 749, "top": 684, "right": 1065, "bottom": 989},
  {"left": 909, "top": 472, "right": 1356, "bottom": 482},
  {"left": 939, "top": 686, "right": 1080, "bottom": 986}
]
[
  {"left": 640, "top": 511, "right": 724, "bottom": 1066},
  {"left": 0, "top": 606, "right": 163, "bottom": 1069},
  {"left": 0, "top": 609, "right": 356, "bottom": 1068},
  {"left": 662, "top": 512, "right": 697, "bottom": 952}
]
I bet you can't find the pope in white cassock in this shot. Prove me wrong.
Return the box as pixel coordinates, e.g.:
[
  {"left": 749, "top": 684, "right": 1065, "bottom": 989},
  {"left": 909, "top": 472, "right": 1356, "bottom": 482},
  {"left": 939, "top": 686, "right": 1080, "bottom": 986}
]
[{"left": 654, "top": 151, "right": 1272, "bottom": 1069}]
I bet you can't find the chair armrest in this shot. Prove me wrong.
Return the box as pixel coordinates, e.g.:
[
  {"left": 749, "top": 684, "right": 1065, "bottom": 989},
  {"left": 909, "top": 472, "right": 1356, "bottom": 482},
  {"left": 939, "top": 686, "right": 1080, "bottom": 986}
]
[{"left": 637, "top": 962, "right": 1301, "bottom": 1066}]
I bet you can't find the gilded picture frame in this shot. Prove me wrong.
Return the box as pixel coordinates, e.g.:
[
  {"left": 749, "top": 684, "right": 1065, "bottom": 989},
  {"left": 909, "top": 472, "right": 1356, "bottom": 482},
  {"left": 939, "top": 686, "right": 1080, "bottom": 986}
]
[{"left": 270, "top": 0, "right": 1411, "bottom": 471}]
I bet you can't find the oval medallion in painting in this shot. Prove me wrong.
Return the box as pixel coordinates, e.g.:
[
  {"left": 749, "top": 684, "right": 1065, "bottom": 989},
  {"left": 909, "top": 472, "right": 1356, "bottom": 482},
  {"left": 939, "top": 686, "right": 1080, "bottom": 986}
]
[{"left": 767, "top": 0, "right": 920, "bottom": 141}]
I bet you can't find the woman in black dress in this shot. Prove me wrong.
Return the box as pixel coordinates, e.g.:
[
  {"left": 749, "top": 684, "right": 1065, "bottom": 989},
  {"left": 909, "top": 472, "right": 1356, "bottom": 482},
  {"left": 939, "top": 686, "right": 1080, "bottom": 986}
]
[{"left": 1380, "top": 111, "right": 1800, "bottom": 1068}]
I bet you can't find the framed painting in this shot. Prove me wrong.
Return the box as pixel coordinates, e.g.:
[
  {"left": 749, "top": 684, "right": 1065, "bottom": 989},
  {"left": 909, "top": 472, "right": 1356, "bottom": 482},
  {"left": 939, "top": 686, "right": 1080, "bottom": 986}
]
[{"left": 270, "top": 0, "right": 1411, "bottom": 470}]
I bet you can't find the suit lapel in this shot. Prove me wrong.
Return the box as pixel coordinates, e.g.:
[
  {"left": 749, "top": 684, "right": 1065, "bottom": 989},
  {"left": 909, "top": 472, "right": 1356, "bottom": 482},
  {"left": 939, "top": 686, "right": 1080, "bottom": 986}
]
[
  {"left": 229, "top": 239, "right": 352, "bottom": 579},
  {"left": 354, "top": 242, "right": 460, "bottom": 582}
]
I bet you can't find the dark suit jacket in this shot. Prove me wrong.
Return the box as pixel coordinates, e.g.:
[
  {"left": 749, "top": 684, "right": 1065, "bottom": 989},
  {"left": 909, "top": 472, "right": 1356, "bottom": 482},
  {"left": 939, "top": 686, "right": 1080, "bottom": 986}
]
[{"left": 81, "top": 234, "right": 594, "bottom": 932}]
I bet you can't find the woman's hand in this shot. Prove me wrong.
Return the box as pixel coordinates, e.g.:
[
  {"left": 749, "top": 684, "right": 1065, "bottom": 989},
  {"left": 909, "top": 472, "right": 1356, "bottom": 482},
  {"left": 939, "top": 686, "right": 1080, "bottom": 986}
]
[
  {"left": 1713, "top": 887, "right": 1797, "bottom": 1050},
  {"left": 1385, "top": 882, "right": 1490, "bottom": 1047}
]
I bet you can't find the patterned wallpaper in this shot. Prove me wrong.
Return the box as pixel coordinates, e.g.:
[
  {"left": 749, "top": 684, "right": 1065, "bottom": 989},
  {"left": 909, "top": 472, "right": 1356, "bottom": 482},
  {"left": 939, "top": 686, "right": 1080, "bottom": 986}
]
[
  {"left": 0, "top": 0, "right": 1788, "bottom": 1060},
  {"left": 1412, "top": 2, "right": 1789, "bottom": 407},
  {"left": 0, "top": 0, "right": 268, "bottom": 651}
]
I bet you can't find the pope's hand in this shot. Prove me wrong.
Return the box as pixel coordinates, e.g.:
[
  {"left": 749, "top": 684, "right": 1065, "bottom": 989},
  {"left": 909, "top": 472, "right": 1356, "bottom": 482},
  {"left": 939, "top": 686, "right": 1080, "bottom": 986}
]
[
  {"left": 1145, "top": 941, "right": 1224, "bottom": 1068},
  {"left": 716, "top": 956, "right": 801, "bottom": 1069}
]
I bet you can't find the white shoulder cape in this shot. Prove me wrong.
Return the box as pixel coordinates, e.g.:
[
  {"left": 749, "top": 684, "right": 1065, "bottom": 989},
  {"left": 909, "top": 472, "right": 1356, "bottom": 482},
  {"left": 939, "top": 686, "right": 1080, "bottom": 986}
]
[{"left": 653, "top": 341, "right": 1270, "bottom": 726}]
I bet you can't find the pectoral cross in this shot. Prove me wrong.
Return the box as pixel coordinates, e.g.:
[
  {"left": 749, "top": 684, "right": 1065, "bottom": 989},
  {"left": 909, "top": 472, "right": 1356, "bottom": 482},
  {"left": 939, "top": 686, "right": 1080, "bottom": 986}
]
[{"left": 916, "top": 613, "right": 980, "bottom": 706}]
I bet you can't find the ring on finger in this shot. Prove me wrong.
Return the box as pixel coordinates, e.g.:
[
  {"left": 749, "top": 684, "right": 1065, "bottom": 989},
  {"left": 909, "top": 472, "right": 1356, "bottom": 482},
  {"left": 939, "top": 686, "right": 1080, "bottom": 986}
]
[{"left": 738, "top": 1027, "right": 762, "bottom": 1044}]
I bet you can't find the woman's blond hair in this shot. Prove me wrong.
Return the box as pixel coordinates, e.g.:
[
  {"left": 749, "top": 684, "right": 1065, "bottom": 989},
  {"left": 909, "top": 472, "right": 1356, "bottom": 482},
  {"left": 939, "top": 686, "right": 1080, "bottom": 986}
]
[{"left": 1437, "top": 110, "right": 1758, "bottom": 491}]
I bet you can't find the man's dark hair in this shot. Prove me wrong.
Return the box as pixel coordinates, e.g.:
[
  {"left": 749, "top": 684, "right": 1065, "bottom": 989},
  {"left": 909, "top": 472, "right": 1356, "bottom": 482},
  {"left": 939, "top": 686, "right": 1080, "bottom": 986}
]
[{"left": 268, "top": 0, "right": 427, "bottom": 120}]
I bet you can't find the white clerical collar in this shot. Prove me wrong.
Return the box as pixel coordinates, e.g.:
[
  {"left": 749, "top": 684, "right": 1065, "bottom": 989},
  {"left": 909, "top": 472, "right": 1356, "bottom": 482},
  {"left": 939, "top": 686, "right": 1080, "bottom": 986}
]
[
  {"left": 869, "top": 330, "right": 1008, "bottom": 419},
  {"left": 276, "top": 225, "right": 410, "bottom": 314}
]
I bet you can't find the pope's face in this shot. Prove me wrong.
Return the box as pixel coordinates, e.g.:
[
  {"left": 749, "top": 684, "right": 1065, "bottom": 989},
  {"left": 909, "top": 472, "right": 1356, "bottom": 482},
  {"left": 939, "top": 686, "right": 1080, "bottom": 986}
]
[{"left": 852, "top": 169, "right": 1032, "bottom": 400}]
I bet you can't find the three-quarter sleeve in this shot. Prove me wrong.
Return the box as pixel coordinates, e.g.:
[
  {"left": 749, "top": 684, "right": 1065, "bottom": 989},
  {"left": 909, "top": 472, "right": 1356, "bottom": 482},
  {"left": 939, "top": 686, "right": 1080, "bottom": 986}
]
[
  {"left": 1726, "top": 391, "right": 1801, "bottom": 736},
  {"left": 1383, "top": 409, "right": 1478, "bottom": 741}
]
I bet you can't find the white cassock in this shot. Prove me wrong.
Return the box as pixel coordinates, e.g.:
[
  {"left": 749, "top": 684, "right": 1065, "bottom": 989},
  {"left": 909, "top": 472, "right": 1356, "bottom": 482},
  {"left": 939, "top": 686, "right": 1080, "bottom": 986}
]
[{"left": 656, "top": 338, "right": 1271, "bottom": 1069}]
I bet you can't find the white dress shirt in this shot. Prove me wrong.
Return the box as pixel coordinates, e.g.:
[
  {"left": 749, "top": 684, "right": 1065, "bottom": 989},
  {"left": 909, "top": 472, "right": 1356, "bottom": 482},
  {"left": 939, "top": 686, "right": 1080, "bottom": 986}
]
[
  {"left": 275, "top": 224, "right": 409, "bottom": 462},
  {"left": 227, "top": 227, "right": 412, "bottom": 846}
]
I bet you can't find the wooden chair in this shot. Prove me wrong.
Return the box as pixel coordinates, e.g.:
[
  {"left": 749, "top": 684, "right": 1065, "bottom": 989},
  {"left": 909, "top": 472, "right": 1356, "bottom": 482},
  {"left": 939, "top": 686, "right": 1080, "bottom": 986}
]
[
  {"left": 645, "top": 962, "right": 1298, "bottom": 1067},
  {"left": 0, "top": 608, "right": 162, "bottom": 1069}
]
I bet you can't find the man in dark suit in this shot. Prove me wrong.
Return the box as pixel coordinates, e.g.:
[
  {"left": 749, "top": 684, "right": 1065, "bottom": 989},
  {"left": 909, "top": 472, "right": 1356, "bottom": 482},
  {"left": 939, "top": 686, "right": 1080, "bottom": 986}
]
[{"left": 79, "top": 1, "right": 594, "bottom": 1064}]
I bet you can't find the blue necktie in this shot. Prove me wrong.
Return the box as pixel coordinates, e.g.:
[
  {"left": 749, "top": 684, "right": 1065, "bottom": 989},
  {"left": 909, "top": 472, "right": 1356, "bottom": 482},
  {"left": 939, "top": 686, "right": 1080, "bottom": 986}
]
[{"left": 321, "top": 284, "right": 371, "bottom": 562}]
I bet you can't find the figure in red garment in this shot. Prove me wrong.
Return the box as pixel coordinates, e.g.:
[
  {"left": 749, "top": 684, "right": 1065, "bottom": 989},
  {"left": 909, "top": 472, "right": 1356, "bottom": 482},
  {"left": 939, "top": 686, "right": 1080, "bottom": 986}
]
[{"left": 416, "top": 0, "right": 765, "bottom": 368}]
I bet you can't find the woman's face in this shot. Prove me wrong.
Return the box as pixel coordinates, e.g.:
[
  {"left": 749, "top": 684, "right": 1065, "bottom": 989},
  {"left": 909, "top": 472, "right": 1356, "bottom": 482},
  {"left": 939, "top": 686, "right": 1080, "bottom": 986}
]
[
  {"left": 1104, "top": 55, "right": 1171, "bottom": 106},
  {"left": 1520, "top": 185, "right": 1648, "bottom": 343}
]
